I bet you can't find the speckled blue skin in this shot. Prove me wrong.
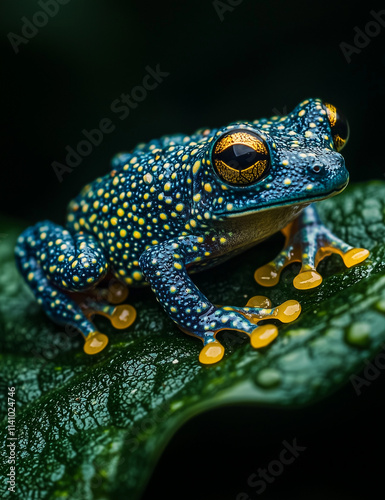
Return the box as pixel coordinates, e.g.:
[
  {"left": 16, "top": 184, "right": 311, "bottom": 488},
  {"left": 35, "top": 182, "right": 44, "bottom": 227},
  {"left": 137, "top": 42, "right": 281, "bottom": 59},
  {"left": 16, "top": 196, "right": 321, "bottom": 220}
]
[{"left": 15, "top": 98, "right": 354, "bottom": 352}]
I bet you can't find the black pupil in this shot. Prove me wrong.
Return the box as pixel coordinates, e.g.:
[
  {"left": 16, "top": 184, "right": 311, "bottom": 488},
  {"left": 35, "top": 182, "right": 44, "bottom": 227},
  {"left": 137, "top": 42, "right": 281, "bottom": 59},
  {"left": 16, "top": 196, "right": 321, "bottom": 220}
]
[
  {"left": 333, "top": 110, "right": 349, "bottom": 141},
  {"left": 216, "top": 144, "right": 265, "bottom": 170}
]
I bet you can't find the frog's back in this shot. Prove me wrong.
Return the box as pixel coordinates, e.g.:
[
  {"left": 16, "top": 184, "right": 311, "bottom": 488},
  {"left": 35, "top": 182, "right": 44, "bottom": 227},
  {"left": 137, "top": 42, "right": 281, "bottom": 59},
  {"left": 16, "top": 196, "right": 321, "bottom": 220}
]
[
  {"left": 65, "top": 135, "right": 206, "bottom": 285},
  {"left": 111, "top": 127, "right": 215, "bottom": 171}
]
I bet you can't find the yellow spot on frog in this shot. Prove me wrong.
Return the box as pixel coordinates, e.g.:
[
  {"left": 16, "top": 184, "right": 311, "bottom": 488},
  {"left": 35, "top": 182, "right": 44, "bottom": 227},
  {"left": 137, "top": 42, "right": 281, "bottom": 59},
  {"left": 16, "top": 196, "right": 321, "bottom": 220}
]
[
  {"left": 193, "top": 160, "right": 201, "bottom": 174},
  {"left": 144, "top": 173, "right": 153, "bottom": 184}
]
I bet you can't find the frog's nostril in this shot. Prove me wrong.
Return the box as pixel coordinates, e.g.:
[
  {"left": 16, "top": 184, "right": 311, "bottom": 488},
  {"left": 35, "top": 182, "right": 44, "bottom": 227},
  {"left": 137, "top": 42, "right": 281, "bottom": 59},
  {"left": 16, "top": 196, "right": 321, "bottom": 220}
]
[{"left": 312, "top": 164, "right": 322, "bottom": 173}]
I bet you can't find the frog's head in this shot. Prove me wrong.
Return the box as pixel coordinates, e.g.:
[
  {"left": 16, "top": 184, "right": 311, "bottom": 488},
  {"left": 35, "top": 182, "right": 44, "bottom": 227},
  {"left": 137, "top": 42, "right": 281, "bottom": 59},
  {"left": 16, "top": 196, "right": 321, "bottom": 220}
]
[{"left": 191, "top": 98, "right": 350, "bottom": 220}]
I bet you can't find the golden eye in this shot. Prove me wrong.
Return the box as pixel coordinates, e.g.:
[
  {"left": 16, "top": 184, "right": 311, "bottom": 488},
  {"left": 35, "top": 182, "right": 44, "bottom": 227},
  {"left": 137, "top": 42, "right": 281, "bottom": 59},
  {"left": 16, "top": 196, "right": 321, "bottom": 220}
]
[
  {"left": 212, "top": 130, "right": 270, "bottom": 186},
  {"left": 324, "top": 103, "right": 350, "bottom": 152}
]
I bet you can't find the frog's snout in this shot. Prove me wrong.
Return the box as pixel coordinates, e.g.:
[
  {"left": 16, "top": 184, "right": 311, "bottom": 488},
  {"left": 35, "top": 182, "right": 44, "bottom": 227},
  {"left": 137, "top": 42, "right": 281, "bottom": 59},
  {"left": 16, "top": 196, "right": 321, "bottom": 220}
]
[{"left": 306, "top": 152, "right": 349, "bottom": 192}]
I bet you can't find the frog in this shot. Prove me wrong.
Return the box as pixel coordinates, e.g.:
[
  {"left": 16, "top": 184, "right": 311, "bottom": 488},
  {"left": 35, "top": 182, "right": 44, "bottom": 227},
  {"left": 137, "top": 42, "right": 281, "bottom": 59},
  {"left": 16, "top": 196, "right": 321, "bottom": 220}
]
[{"left": 15, "top": 98, "right": 369, "bottom": 364}]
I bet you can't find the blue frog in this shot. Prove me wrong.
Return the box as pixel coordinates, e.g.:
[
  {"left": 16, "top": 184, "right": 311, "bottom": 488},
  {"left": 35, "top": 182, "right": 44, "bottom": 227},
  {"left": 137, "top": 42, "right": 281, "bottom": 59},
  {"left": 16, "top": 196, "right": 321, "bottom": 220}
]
[{"left": 15, "top": 98, "right": 369, "bottom": 363}]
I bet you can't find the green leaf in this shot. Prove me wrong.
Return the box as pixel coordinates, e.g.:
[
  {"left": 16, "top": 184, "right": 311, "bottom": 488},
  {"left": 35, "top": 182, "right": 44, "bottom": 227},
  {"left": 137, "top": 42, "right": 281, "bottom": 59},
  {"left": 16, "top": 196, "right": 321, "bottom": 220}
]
[{"left": 1, "top": 181, "right": 385, "bottom": 499}]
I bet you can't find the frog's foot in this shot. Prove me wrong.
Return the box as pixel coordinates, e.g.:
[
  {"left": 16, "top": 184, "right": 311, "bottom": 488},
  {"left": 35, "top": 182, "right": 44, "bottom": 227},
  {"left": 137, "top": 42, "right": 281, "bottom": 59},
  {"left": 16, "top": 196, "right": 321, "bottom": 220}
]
[
  {"left": 78, "top": 300, "right": 136, "bottom": 354},
  {"left": 80, "top": 298, "right": 137, "bottom": 330},
  {"left": 196, "top": 296, "right": 301, "bottom": 364},
  {"left": 254, "top": 205, "right": 370, "bottom": 290}
]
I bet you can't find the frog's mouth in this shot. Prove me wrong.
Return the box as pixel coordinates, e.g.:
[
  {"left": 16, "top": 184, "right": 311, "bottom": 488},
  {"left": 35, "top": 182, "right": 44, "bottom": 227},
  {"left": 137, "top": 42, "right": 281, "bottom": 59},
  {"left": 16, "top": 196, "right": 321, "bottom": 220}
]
[{"left": 222, "top": 180, "right": 349, "bottom": 218}]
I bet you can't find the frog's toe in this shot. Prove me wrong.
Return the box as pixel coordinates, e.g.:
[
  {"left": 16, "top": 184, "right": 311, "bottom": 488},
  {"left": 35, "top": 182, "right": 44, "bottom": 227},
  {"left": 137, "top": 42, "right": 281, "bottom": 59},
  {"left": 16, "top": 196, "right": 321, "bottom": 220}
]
[
  {"left": 254, "top": 245, "right": 298, "bottom": 287},
  {"left": 250, "top": 324, "right": 279, "bottom": 348},
  {"left": 108, "top": 304, "right": 137, "bottom": 329},
  {"left": 242, "top": 297, "right": 301, "bottom": 324},
  {"left": 199, "top": 339, "right": 225, "bottom": 365},
  {"left": 293, "top": 269, "right": 323, "bottom": 290},
  {"left": 82, "top": 299, "right": 137, "bottom": 330},
  {"left": 83, "top": 331, "right": 109, "bottom": 355},
  {"left": 245, "top": 295, "right": 272, "bottom": 308},
  {"left": 340, "top": 247, "right": 370, "bottom": 268},
  {"left": 244, "top": 298, "right": 300, "bottom": 350}
]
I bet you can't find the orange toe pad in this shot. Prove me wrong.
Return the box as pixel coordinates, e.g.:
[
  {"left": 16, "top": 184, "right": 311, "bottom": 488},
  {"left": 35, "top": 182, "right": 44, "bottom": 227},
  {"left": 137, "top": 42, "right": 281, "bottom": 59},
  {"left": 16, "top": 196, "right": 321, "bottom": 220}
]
[
  {"left": 83, "top": 331, "right": 109, "bottom": 355},
  {"left": 199, "top": 340, "right": 225, "bottom": 365}
]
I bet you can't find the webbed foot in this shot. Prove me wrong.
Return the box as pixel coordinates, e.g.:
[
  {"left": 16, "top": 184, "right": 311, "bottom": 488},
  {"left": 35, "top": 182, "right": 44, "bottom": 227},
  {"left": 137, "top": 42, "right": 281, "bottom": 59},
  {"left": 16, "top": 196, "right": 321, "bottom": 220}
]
[
  {"left": 73, "top": 282, "right": 136, "bottom": 354},
  {"left": 197, "top": 296, "right": 301, "bottom": 364},
  {"left": 255, "top": 205, "right": 369, "bottom": 290}
]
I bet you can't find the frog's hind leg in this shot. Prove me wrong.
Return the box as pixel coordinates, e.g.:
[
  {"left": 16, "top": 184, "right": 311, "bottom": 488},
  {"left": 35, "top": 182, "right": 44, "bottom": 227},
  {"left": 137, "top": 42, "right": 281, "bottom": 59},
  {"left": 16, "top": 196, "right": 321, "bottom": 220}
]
[
  {"left": 15, "top": 221, "right": 114, "bottom": 354},
  {"left": 255, "top": 204, "right": 370, "bottom": 290}
]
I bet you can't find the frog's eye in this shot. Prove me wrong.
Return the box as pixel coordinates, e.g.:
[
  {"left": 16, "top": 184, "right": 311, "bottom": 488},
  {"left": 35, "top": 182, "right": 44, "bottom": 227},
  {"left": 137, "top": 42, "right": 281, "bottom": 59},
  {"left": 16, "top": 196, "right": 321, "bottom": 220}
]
[
  {"left": 324, "top": 103, "right": 350, "bottom": 152},
  {"left": 212, "top": 130, "right": 270, "bottom": 186}
]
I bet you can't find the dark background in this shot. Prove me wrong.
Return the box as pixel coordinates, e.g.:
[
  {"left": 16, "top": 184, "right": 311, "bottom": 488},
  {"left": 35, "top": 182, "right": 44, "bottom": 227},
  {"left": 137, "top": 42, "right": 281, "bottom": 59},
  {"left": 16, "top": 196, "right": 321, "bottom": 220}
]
[{"left": 1, "top": 1, "right": 385, "bottom": 499}]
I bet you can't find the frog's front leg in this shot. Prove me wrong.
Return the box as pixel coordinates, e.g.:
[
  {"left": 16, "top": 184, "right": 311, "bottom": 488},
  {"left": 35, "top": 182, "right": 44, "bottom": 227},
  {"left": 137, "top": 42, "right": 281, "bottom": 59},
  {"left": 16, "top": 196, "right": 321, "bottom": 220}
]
[
  {"left": 139, "top": 236, "right": 301, "bottom": 364},
  {"left": 255, "top": 204, "right": 370, "bottom": 290}
]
